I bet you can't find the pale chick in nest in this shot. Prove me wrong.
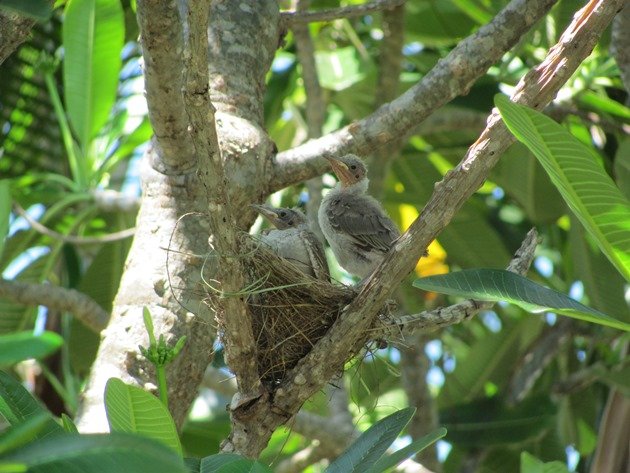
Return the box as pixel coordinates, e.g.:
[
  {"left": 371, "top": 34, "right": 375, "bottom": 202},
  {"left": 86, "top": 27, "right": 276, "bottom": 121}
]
[{"left": 251, "top": 204, "right": 329, "bottom": 281}]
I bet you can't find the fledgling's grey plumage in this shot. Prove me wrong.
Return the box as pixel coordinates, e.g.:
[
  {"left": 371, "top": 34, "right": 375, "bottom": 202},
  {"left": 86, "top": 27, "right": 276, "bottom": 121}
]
[
  {"left": 318, "top": 154, "right": 400, "bottom": 279},
  {"left": 251, "top": 204, "right": 329, "bottom": 281}
]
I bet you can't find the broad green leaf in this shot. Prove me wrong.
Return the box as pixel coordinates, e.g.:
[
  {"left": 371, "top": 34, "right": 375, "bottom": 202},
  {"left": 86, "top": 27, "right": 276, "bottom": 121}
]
[
  {"left": 0, "top": 371, "right": 63, "bottom": 438},
  {"left": 557, "top": 390, "right": 598, "bottom": 455},
  {"left": 441, "top": 316, "right": 543, "bottom": 405},
  {"left": 578, "top": 91, "right": 630, "bottom": 120},
  {"left": 452, "top": 0, "right": 493, "bottom": 24},
  {"left": 63, "top": 0, "right": 124, "bottom": 152},
  {"left": 0, "top": 0, "right": 52, "bottom": 21},
  {"left": 0, "top": 331, "right": 63, "bottom": 366},
  {"left": 440, "top": 396, "right": 555, "bottom": 446},
  {"left": 367, "top": 427, "right": 447, "bottom": 473},
  {"left": 60, "top": 414, "right": 78, "bottom": 434},
  {"left": 404, "top": 1, "right": 476, "bottom": 46},
  {"left": 71, "top": 239, "right": 130, "bottom": 373},
  {"left": 0, "top": 253, "right": 50, "bottom": 334},
  {"left": 186, "top": 454, "right": 272, "bottom": 473},
  {"left": 569, "top": 215, "right": 629, "bottom": 319},
  {"left": 0, "top": 432, "right": 188, "bottom": 473},
  {"left": 104, "top": 378, "right": 182, "bottom": 456},
  {"left": 413, "top": 269, "right": 630, "bottom": 331},
  {"left": 614, "top": 137, "right": 630, "bottom": 200},
  {"left": 520, "top": 451, "right": 570, "bottom": 473},
  {"left": 315, "top": 47, "right": 367, "bottom": 91},
  {"left": 0, "top": 413, "right": 50, "bottom": 456},
  {"left": 495, "top": 94, "right": 630, "bottom": 282},
  {"left": 326, "top": 407, "right": 415, "bottom": 473},
  {"left": 493, "top": 143, "right": 566, "bottom": 223},
  {"left": 0, "top": 180, "right": 9, "bottom": 259}
]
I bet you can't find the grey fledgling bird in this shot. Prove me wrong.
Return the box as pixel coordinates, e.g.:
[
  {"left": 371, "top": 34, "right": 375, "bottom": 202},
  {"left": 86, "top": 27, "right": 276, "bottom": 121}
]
[
  {"left": 251, "top": 204, "right": 329, "bottom": 281},
  {"left": 318, "top": 154, "right": 400, "bottom": 279}
]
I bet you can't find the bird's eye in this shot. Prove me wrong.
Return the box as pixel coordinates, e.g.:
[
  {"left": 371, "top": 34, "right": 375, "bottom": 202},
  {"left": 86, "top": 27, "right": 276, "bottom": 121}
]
[
  {"left": 279, "top": 211, "right": 287, "bottom": 218},
  {"left": 350, "top": 165, "right": 357, "bottom": 170}
]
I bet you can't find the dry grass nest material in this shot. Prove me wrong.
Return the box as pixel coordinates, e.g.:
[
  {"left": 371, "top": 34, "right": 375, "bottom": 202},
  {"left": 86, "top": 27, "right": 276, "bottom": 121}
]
[{"left": 237, "top": 234, "right": 356, "bottom": 388}]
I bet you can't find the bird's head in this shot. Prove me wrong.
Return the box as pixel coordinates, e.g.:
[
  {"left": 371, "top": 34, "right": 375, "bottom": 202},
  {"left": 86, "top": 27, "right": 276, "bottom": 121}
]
[
  {"left": 250, "top": 204, "right": 306, "bottom": 230},
  {"left": 325, "top": 154, "right": 368, "bottom": 190}
]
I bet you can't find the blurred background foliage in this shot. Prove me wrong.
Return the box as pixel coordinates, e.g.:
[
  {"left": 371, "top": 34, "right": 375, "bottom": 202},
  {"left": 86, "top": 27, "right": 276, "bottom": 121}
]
[{"left": 1, "top": 0, "right": 629, "bottom": 472}]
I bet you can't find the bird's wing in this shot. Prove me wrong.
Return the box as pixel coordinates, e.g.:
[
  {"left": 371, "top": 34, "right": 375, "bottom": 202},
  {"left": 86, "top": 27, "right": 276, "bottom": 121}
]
[
  {"left": 326, "top": 194, "right": 400, "bottom": 253},
  {"left": 300, "top": 230, "right": 330, "bottom": 281}
]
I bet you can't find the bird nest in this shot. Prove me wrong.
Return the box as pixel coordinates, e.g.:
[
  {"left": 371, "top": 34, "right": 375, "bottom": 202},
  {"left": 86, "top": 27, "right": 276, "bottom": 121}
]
[{"left": 231, "top": 235, "right": 356, "bottom": 388}]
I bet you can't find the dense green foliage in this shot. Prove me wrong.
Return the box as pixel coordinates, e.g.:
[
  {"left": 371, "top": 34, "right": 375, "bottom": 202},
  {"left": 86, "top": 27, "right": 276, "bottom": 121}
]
[{"left": 1, "top": 0, "right": 629, "bottom": 472}]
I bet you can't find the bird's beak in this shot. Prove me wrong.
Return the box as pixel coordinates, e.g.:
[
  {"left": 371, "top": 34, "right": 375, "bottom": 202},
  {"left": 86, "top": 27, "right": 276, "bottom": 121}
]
[
  {"left": 325, "top": 157, "right": 354, "bottom": 187},
  {"left": 250, "top": 204, "right": 280, "bottom": 224}
]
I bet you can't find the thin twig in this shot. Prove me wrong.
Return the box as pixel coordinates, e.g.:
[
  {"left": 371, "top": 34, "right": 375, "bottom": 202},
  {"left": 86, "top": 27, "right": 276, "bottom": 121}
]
[
  {"left": 379, "top": 228, "right": 538, "bottom": 338},
  {"left": 12, "top": 203, "right": 136, "bottom": 244},
  {"left": 281, "top": 0, "right": 406, "bottom": 26},
  {"left": 0, "top": 279, "right": 110, "bottom": 332}
]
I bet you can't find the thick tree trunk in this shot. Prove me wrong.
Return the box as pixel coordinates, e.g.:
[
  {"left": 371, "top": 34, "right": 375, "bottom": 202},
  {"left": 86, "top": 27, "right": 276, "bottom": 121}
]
[{"left": 76, "top": 0, "right": 279, "bottom": 431}]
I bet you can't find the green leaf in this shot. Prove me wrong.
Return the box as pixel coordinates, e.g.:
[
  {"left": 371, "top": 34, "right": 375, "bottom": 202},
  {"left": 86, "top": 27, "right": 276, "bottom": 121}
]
[
  {"left": 367, "top": 427, "right": 447, "bottom": 473},
  {"left": 495, "top": 94, "right": 630, "bottom": 282},
  {"left": 520, "top": 451, "right": 570, "bottom": 473},
  {"left": 315, "top": 47, "right": 367, "bottom": 91},
  {"left": 0, "top": 413, "right": 51, "bottom": 456},
  {"left": 0, "top": 371, "right": 64, "bottom": 438},
  {"left": 0, "top": 331, "right": 63, "bottom": 366},
  {"left": 441, "top": 396, "right": 556, "bottom": 447},
  {"left": 187, "top": 454, "right": 272, "bottom": 473},
  {"left": 60, "top": 414, "right": 79, "bottom": 434},
  {"left": 0, "top": 432, "right": 188, "bottom": 473},
  {"left": 0, "top": 0, "right": 52, "bottom": 21},
  {"left": 326, "top": 407, "right": 415, "bottom": 473},
  {"left": 569, "top": 215, "right": 629, "bottom": 319},
  {"left": 440, "top": 316, "right": 543, "bottom": 404},
  {"left": 0, "top": 180, "right": 9, "bottom": 260},
  {"left": 63, "top": 0, "right": 124, "bottom": 153},
  {"left": 104, "top": 378, "right": 183, "bottom": 456},
  {"left": 578, "top": 91, "right": 630, "bottom": 120},
  {"left": 413, "top": 269, "right": 630, "bottom": 331},
  {"left": 493, "top": 143, "right": 566, "bottom": 223}
]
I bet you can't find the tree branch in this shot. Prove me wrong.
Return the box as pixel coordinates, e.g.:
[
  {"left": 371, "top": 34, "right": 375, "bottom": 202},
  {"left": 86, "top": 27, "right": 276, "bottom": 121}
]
[
  {"left": 271, "top": 0, "right": 558, "bottom": 191},
  {"left": 183, "top": 0, "right": 261, "bottom": 400},
  {"left": 506, "top": 317, "right": 573, "bottom": 405},
  {"left": 379, "top": 228, "right": 538, "bottom": 338},
  {"left": 0, "top": 10, "right": 35, "bottom": 66},
  {"left": 12, "top": 203, "right": 135, "bottom": 245},
  {"left": 136, "top": 0, "right": 194, "bottom": 171},
  {"left": 270, "top": 0, "right": 623, "bottom": 439},
  {"left": 0, "top": 279, "right": 109, "bottom": 332},
  {"left": 281, "top": 0, "right": 406, "bottom": 26}
]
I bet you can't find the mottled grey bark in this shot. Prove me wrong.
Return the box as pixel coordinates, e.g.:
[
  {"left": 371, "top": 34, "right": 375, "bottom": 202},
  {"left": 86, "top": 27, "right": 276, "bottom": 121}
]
[
  {"left": 76, "top": 0, "right": 278, "bottom": 432},
  {"left": 0, "top": 10, "right": 35, "bottom": 66}
]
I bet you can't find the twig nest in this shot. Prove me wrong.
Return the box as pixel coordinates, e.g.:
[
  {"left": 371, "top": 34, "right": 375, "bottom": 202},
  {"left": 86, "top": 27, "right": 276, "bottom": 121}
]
[{"left": 241, "top": 235, "right": 355, "bottom": 388}]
